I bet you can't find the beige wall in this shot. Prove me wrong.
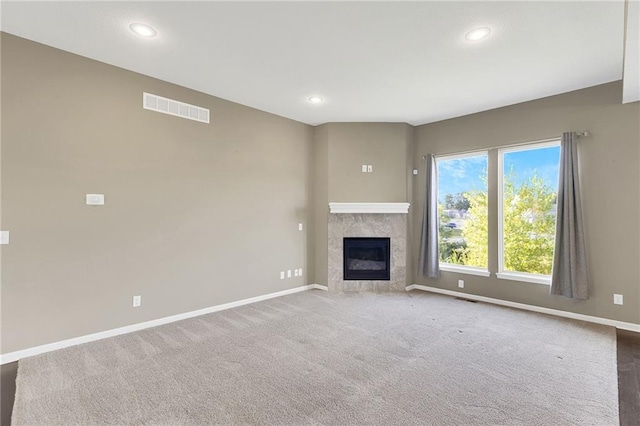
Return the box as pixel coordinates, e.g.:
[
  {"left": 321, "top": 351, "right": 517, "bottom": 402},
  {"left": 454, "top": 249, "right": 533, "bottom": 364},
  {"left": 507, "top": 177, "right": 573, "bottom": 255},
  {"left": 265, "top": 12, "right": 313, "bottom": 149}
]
[
  {"left": 312, "top": 124, "right": 329, "bottom": 287},
  {"left": 327, "top": 123, "right": 412, "bottom": 202},
  {"left": 404, "top": 126, "right": 415, "bottom": 285},
  {"left": 412, "top": 82, "right": 640, "bottom": 324},
  {"left": 0, "top": 33, "right": 314, "bottom": 353},
  {"left": 312, "top": 123, "right": 413, "bottom": 285}
]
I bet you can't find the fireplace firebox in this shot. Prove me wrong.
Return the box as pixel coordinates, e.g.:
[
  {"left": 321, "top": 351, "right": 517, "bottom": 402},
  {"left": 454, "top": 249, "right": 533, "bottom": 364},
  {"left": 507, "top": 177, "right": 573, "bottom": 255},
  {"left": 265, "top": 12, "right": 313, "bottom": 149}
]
[{"left": 343, "top": 237, "right": 391, "bottom": 281}]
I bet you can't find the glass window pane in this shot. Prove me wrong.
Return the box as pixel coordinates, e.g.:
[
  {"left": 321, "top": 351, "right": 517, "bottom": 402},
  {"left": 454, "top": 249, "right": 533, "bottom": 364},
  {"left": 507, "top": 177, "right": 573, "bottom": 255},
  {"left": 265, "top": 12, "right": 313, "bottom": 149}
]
[
  {"left": 501, "top": 144, "right": 561, "bottom": 275},
  {"left": 437, "top": 154, "right": 488, "bottom": 268}
]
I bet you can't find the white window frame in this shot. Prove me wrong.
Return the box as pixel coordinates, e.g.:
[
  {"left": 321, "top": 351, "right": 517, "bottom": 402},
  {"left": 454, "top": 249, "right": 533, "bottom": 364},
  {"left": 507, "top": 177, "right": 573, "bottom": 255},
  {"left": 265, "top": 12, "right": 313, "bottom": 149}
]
[
  {"left": 440, "top": 264, "right": 491, "bottom": 277},
  {"left": 497, "top": 140, "right": 560, "bottom": 285},
  {"left": 436, "top": 151, "right": 490, "bottom": 277}
]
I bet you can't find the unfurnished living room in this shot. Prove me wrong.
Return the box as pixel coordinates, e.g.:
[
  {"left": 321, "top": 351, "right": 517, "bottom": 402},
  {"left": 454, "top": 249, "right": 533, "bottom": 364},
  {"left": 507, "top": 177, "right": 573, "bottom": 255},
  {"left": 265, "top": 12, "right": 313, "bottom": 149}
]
[{"left": 1, "top": 1, "right": 639, "bottom": 425}]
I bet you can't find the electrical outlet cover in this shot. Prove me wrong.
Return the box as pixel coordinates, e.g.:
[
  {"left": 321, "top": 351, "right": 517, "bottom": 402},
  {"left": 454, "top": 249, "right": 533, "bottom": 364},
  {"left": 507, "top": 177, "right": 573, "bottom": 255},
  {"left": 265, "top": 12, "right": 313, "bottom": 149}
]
[{"left": 86, "top": 194, "right": 105, "bottom": 205}]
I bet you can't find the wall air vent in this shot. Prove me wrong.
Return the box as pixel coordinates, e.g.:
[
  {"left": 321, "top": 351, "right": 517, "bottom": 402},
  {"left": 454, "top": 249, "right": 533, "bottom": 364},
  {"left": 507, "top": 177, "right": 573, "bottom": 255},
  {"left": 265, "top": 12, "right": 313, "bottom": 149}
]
[{"left": 143, "top": 92, "right": 210, "bottom": 124}]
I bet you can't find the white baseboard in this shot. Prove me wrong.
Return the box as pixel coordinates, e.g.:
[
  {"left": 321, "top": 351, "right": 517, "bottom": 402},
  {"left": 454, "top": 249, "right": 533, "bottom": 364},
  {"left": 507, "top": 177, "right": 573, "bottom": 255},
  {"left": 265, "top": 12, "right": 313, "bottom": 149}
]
[
  {"left": 406, "top": 284, "right": 640, "bottom": 333},
  {"left": 1, "top": 284, "right": 324, "bottom": 365},
  {"left": 309, "top": 284, "right": 328, "bottom": 291}
]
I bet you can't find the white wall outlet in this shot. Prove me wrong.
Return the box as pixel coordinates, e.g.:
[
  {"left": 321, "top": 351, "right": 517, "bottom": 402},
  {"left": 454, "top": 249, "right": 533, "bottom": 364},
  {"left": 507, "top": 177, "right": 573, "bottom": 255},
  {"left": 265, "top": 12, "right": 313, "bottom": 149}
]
[
  {"left": 86, "top": 194, "right": 105, "bottom": 205},
  {"left": 298, "top": 223, "right": 303, "bottom": 231},
  {"left": 361, "top": 165, "right": 367, "bottom": 173},
  {"left": 280, "top": 271, "right": 285, "bottom": 280},
  {"left": 367, "top": 165, "right": 373, "bottom": 172},
  {"left": 613, "top": 294, "right": 623, "bottom": 305},
  {"left": 0, "top": 231, "right": 9, "bottom": 245},
  {"left": 298, "top": 268, "right": 303, "bottom": 275},
  {"left": 287, "top": 270, "right": 292, "bottom": 278},
  {"left": 413, "top": 169, "right": 418, "bottom": 175},
  {"left": 133, "top": 295, "right": 141, "bottom": 307},
  {"left": 458, "top": 280, "right": 464, "bottom": 289}
]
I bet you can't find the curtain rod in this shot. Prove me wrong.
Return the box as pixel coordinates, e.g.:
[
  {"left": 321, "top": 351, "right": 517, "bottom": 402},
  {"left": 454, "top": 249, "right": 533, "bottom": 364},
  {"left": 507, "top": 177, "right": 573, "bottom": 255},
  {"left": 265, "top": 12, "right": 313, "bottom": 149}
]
[{"left": 421, "top": 131, "right": 590, "bottom": 159}]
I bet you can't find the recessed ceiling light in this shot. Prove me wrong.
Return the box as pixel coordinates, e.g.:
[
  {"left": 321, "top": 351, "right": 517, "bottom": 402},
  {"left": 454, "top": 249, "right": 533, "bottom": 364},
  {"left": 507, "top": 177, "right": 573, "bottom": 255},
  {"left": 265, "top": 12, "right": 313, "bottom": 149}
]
[
  {"left": 130, "top": 23, "right": 157, "bottom": 38},
  {"left": 308, "top": 96, "right": 324, "bottom": 104},
  {"left": 465, "top": 27, "right": 491, "bottom": 41}
]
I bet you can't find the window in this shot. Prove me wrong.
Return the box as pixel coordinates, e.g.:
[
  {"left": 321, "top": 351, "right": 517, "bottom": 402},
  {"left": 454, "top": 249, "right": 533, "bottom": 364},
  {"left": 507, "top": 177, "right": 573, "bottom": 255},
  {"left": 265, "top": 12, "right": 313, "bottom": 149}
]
[
  {"left": 497, "top": 141, "right": 561, "bottom": 284},
  {"left": 436, "top": 152, "right": 489, "bottom": 276}
]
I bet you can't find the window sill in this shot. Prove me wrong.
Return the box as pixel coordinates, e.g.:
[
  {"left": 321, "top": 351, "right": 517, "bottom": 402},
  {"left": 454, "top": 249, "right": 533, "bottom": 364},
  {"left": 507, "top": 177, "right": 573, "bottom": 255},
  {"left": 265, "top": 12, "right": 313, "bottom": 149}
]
[
  {"left": 496, "top": 272, "right": 551, "bottom": 285},
  {"left": 439, "top": 264, "right": 491, "bottom": 277}
]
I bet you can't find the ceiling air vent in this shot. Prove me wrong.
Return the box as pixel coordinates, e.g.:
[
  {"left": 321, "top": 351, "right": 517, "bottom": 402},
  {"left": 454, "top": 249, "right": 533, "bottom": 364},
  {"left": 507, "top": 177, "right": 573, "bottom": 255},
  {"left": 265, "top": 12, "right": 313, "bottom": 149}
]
[{"left": 143, "top": 92, "right": 210, "bottom": 124}]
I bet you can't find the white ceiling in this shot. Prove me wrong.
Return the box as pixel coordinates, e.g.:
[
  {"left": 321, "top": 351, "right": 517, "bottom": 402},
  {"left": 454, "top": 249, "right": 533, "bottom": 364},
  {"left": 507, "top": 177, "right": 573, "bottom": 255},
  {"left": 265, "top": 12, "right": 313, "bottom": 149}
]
[{"left": 0, "top": 1, "right": 631, "bottom": 125}]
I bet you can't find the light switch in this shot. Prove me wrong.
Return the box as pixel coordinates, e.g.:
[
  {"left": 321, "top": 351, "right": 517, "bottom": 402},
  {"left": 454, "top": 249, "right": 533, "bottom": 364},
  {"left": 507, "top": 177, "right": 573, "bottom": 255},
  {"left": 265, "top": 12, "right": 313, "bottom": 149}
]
[
  {"left": 299, "top": 268, "right": 303, "bottom": 275},
  {"left": 86, "top": 194, "right": 105, "bottom": 205},
  {"left": 294, "top": 269, "right": 299, "bottom": 277},
  {"left": 413, "top": 169, "right": 418, "bottom": 175},
  {"left": 287, "top": 270, "right": 292, "bottom": 278},
  {"left": 362, "top": 165, "right": 367, "bottom": 173},
  {"left": 0, "top": 231, "right": 9, "bottom": 245},
  {"left": 367, "top": 165, "right": 373, "bottom": 172}
]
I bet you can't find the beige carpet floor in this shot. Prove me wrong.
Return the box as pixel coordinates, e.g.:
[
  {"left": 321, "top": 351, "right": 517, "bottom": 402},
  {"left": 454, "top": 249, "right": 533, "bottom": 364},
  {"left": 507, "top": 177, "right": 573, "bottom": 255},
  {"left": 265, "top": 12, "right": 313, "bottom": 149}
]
[{"left": 13, "top": 290, "right": 618, "bottom": 425}]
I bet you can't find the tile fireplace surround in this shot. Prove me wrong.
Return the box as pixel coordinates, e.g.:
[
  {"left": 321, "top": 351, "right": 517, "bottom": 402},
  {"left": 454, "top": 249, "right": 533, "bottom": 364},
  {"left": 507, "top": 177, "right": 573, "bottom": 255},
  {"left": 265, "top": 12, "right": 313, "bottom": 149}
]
[{"left": 328, "top": 203, "right": 409, "bottom": 293}]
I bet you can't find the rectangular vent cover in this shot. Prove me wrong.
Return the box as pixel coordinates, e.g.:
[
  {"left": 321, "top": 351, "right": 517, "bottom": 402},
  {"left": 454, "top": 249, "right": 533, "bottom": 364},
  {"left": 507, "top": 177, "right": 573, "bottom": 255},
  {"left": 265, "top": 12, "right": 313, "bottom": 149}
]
[{"left": 143, "top": 92, "right": 210, "bottom": 124}]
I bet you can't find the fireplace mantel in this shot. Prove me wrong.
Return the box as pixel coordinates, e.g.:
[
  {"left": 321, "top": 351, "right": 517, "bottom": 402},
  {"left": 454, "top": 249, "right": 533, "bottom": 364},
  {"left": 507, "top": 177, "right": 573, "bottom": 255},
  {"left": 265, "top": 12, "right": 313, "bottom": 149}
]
[{"left": 329, "top": 202, "right": 410, "bottom": 214}]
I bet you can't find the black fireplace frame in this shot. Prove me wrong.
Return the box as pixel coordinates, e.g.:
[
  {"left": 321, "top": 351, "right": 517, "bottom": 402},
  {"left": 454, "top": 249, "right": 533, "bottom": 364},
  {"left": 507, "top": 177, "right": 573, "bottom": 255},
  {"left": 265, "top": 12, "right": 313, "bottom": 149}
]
[{"left": 343, "top": 237, "right": 391, "bottom": 281}]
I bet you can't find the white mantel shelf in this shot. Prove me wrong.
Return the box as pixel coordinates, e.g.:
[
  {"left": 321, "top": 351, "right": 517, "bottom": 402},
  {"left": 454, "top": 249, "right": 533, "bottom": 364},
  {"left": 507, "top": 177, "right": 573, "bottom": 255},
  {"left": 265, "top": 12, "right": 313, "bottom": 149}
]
[{"left": 329, "top": 202, "right": 410, "bottom": 214}]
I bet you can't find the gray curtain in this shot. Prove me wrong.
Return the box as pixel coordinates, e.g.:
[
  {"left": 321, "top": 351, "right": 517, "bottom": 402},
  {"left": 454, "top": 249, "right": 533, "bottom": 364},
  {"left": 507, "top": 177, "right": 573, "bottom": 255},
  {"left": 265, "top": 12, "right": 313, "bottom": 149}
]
[
  {"left": 418, "top": 154, "right": 440, "bottom": 278},
  {"left": 550, "top": 132, "right": 589, "bottom": 299}
]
